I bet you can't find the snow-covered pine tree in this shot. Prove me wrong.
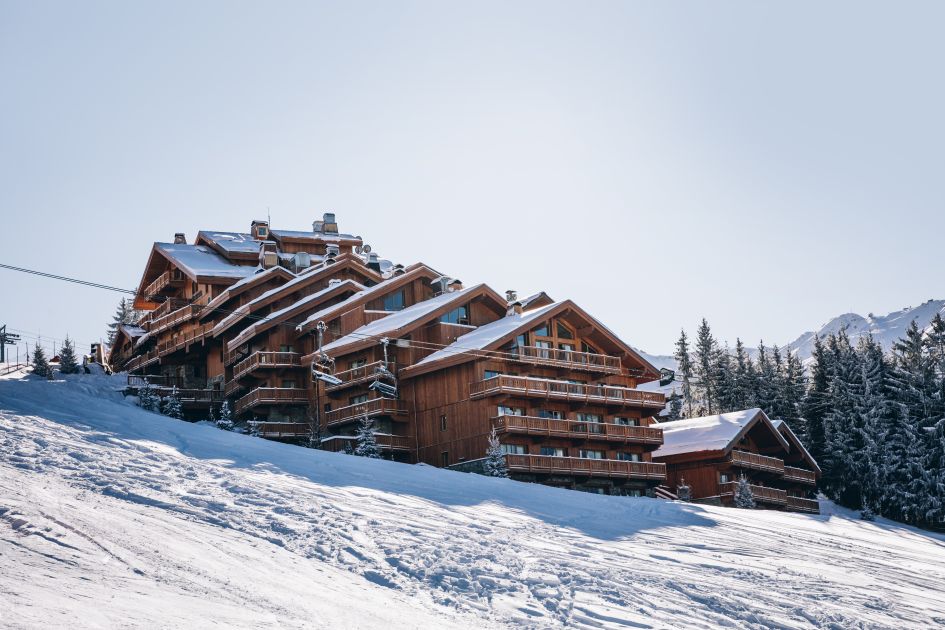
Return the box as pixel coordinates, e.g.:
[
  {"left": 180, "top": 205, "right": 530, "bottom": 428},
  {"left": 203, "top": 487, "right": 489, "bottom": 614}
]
[
  {"left": 107, "top": 298, "right": 138, "bottom": 345},
  {"left": 58, "top": 336, "right": 80, "bottom": 374},
  {"left": 343, "top": 442, "right": 354, "bottom": 455},
  {"left": 714, "top": 345, "right": 736, "bottom": 414},
  {"left": 676, "top": 479, "right": 692, "bottom": 502},
  {"left": 692, "top": 319, "right": 718, "bottom": 415},
  {"left": 354, "top": 415, "right": 380, "bottom": 458},
  {"left": 674, "top": 329, "right": 695, "bottom": 418},
  {"left": 31, "top": 342, "right": 51, "bottom": 378},
  {"left": 732, "top": 338, "right": 752, "bottom": 411},
  {"left": 162, "top": 387, "right": 183, "bottom": 419},
  {"left": 665, "top": 390, "right": 683, "bottom": 421},
  {"left": 782, "top": 349, "right": 808, "bottom": 443},
  {"left": 753, "top": 341, "right": 777, "bottom": 414},
  {"left": 138, "top": 379, "right": 161, "bottom": 412},
  {"left": 853, "top": 336, "right": 885, "bottom": 512},
  {"left": 734, "top": 475, "right": 756, "bottom": 509},
  {"left": 216, "top": 400, "right": 233, "bottom": 430},
  {"left": 822, "top": 331, "right": 862, "bottom": 504},
  {"left": 484, "top": 426, "right": 509, "bottom": 477},
  {"left": 802, "top": 335, "right": 832, "bottom": 470}
]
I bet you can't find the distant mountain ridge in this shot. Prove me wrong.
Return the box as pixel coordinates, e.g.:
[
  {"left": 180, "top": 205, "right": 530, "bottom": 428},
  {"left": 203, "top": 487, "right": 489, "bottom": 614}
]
[{"left": 635, "top": 299, "right": 945, "bottom": 372}]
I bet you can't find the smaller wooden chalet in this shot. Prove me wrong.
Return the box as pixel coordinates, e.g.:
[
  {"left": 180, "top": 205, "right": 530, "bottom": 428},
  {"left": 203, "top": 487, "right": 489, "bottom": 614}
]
[{"left": 652, "top": 409, "right": 820, "bottom": 513}]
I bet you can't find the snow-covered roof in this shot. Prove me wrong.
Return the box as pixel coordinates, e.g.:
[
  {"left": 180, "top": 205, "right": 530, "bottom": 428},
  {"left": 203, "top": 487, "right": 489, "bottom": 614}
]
[
  {"left": 227, "top": 280, "right": 366, "bottom": 351},
  {"left": 653, "top": 409, "right": 787, "bottom": 458},
  {"left": 322, "top": 286, "right": 482, "bottom": 353},
  {"left": 119, "top": 324, "right": 146, "bottom": 339},
  {"left": 196, "top": 231, "right": 263, "bottom": 255},
  {"left": 270, "top": 229, "right": 361, "bottom": 243},
  {"left": 771, "top": 419, "right": 822, "bottom": 474},
  {"left": 410, "top": 302, "right": 561, "bottom": 369},
  {"left": 156, "top": 243, "right": 257, "bottom": 281}
]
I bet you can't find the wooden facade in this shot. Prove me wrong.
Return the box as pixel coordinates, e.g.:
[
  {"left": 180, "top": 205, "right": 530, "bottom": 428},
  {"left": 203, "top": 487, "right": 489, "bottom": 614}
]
[{"left": 652, "top": 409, "right": 821, "bottom": 513}]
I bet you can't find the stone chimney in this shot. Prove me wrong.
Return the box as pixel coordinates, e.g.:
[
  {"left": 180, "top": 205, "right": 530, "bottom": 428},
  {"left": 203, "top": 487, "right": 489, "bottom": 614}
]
[
  {"left": 507, "top": 301, "right": 524, "bottom": 316},
  {"left": 173, "top": 233, "right": 186, "bottom": 244},
  {"left": 448, "top": 279, "right": 464, "bottom": 292},
  {"left": 505, "top": 289, "right": 517, "bottom": 303}
]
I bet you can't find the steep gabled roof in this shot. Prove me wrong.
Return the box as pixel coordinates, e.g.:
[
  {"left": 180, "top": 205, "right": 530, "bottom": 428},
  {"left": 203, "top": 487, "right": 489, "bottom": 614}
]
[
  {"left": 226, "top": 280, "right": 365, "bottom": 351},
  {"left": 198, "top": 266, "right": 296, "bottom": 321},
  {"left": 320, "top": 284, "right": 506, "bottom": 356},
  {"left": 652, "top": 408, "right": 790, "bottom": 459},
  {"left": 212, "top": 256, "right": 382, "bottom": 338},
  {"left": 269, "top": 229, "right": 362, "bottom": 246},
  {"left": 295, "top": 264, "right": 443, "bottom": 336},
  {"left": 399, "top": 299, "right": 661, "bottom": 380},
  {"left": 133, "top": 243, "right": 257, "bottom": 309},
  {"left": 771, "top": 419, "right": 822, "bottom": 476},
  {"left": 195, "top": 231, "right": 263, "bottom": 260},
  {"left": 519, "top": 292, "right": 554, "bottom": 309}
]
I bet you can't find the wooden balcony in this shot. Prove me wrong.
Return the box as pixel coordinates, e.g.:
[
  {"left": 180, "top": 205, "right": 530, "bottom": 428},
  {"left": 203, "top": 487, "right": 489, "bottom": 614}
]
[
  {"left": 145, "top": 269, "right": 185, "bottom": 299},
  {"left": 234, "top": 387, "right": 309, "bottom": 416},
  {"left": 158, "top": 388, "right": 223, "bottom": 405},
  {"left": 145, "top": 303, "right": 200, "bottom": 336},
  {"left": 783, "top": 466, "right": 818, "bottom": 485},
  {"left": 249, "top": 422, "right": 313, "bottom": 439},
  {"left": 786, "top": 496, "right": 820, "bottom": 514},
  {"left": 470, "top": 375, "right": 665, "bottom": 409},
  {"left": 504, "top": 454, "right": 666, "bottom": 481},
  {"left": 224, "top": 378, "right": 247, "bottom": 398},
  {"left": 492, "top": 415, "right": 663, "bottom": 446},
  {"left": 325, "top": 360, "right": 396, "bottom": 392},
  {"left": 320, "top": 434, "right": 414, "bottom": 453},
  {"left": 324, "top": 397, "right": 408, "bottom": 428},
  {"left": 730, "top": 450, "right": 785, "bottom": 474},
  {"left": 509, "top": 345, "right": 622, "bottom": 375},
  {"left": 232, "top": 351, "right": 301, "bottom": 381},
  {"left": 156, "top": 324, "right": 213, "bottom": 358},
  {"left": 124, "top": 350, "right": 160, "bottom": 373},
  {"left": 127, "top": 374, "right": 184, "bottom": 389},
  {"left": 719, "top": 481, "right": 787, "bottom": 505}
]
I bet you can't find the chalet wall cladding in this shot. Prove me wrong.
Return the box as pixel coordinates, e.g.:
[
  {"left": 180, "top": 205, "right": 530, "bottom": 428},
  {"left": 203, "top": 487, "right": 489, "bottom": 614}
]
[{"left": 113, "top": 215, "right": 818, "bottom": 506}]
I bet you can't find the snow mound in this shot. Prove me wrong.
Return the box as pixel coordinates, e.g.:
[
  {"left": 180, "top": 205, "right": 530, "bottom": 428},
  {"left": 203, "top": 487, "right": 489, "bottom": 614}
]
[{"left": 2, "top": 373, "right": 945, "bottom": 629}]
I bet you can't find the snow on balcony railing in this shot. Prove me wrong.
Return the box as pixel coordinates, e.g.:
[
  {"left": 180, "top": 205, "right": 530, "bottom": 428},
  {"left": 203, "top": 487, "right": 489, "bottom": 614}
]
[
  {"left": 719, "top": 481, "right": 787, "bottom": 504},
  {"left": 470, "top": 375, "right": 665, "bottom": 408},
  {"left": 324, "top": 398, "right": 407, "bottom": 427},
  {"left": 509, "top": 345, "right": 622, "bottom": 374},
  {"left": 232, "top": 351, "right": 301, "bottom": 382},
  {"left": 492, "top": 415, "right": 663, "bottom": 445},
  {"left": 783, "top": 466, "right": 818, "bottom": 485},
  {"left": 729, "top": 450, "right": 785, "bottom": 474}
]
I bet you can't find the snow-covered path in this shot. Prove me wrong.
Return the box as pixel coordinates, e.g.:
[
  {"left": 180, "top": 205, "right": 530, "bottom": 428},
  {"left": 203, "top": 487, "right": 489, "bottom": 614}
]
[{"left": 2, "top": 373, "right": 945, "bottom": 629}]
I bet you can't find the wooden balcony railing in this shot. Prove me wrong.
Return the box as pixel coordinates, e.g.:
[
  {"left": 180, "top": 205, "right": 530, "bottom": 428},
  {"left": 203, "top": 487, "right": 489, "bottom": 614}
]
[
  {"left": 156, "top": 323, "right": 213, "bottom": 358},
  {"left": 324, "top": 397, "right": 408, "bottom": 428},
  {"left": 492, "top": 415, "right": 663, "bottom": 446},
  {"left": 144, "top": 269, "right": 185, "bottom": 299},
  {"left": 234, "top": 387, "right": 309, "bottom": 416},
  {"left": 145, "top": 303, "right": 200, "bottom": 336},
  {"left": 783, "top": 466, "right": 818, "bottom": 485},
  {"left": 504, "top": 454, "right": 666, "bottom": 480},
  {"left": 510, "top": 345, "right": 622, "bottom": 374},
  {"left": 320, "top": 434, "right": 414, "bottom": 452},
  {"left": 249, "top": 422, "right": 313, "bottom": 438},
  {"left": 470, "top": 375, "right": 665, "bottom": 408},
  {"left": 719, "top": 481, "right": 787, "bottom": 505},
  {"left": 786, "top": 496, "right": 820, "bottom": 513},
  {"left": 158, "top": 388, "right": 223, "bottom": 404},
  {"left": 232, "top": 351, "right": 301, "bottom": 381},
  {"left": 124, "top": 350, "right": 160, "bottom": 373},
  {"left": 325, "top": 361, "right": 397, "bottom": 392},
  {"left": 223, "top": 345, "right": 251, "bottom": 367},
  {"left": 127, "top": 374, "right": 184, "bottom": 389},
  {"left": 224, "top": 378, "right": 247, "bottom": 398},
  {"left": 730, "top": 450, "right": 785, "bottom": 474}
]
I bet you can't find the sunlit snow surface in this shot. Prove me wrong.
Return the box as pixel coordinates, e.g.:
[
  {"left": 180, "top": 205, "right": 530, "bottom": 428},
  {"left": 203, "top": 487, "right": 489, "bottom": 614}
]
[{"left": 2, "top": 370, "right": 944, "bottom": 629}]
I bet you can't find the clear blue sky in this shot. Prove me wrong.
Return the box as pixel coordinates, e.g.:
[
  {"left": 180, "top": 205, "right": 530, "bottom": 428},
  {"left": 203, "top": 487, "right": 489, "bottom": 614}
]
[{"left": 2, "top": 1, "right": 943, "bottom": 359}]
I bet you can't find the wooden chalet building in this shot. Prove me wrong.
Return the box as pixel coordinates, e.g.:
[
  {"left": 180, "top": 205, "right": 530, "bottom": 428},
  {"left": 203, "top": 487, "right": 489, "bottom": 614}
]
[
  {"left": 652, "top": 409, "right": 821, "bottom": 513},
  {"left": 118, "top": 214, "right": 674, "bottom": 495}
]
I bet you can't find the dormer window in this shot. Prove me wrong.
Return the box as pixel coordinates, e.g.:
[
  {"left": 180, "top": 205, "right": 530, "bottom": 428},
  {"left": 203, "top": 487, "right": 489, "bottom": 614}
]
[
  {"left": 257, "top": 226, "right": 268, "bottom": 237},
  {"left": 440, "top": 305, "right": 469, "bottom": 325}
]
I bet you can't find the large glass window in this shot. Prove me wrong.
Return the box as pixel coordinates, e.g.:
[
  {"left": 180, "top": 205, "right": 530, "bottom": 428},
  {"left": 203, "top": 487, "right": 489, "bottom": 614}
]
[
  {"left": 484, "top": 370, "right": 502, "bottom": 380},
  {"left": 556, "top": 321, "right": 574, "bottom": 339},
  {"left": 579, "top": 449, "right": 604, "bottom": 459},
  {"left": 540, "top": 447, "right": 565, "bottom": 457},
  {"left": 440, "top": 305, "right": 469, "bottom": 325},
  {"left": 538, "top": 409, "right": 562, "bottom": 419},
  {"left": 618, "top": 452, "right": 642, "bottom": 462},
  {"left": 501, "top": 444, "right": 526, "bottom": 455},
  {"left": 498, "top": 405, "right": 524, "bottom": 416},
  {"left": 532, "top": 323, "right": 550, "bottom": 337},
  {"left": 382, "top": 290, "right": 405, "bottom": 312},
  {"left": 614, "top": 417, "right": 640, "bottom": 426},
  {"left": 350, "top": 393, "right": 368, "bottom": 405}
]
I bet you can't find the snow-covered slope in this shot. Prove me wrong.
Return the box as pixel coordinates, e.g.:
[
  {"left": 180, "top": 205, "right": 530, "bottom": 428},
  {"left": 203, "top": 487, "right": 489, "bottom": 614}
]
[{"left": 3, "top": 372, "right": 945, "bottom": 629}]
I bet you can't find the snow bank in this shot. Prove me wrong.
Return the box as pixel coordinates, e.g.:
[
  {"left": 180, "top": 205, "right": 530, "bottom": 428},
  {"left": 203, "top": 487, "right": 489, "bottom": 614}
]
[{"left": 2, "top": 373, "right": 944, "bottom": 629}]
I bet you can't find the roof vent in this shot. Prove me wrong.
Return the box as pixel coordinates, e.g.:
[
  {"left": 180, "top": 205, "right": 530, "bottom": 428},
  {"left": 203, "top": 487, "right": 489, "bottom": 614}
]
[
  {"left": 251, "top": 220, "right": 270, "bottom": 240},
  {"left": 174, "top": 233, "right": 186, "bottom": 244},
  {"left": 259, "top": 241, "right": 278, "bottom": 268},
  {"left": 293, "top": 251, "right": 311, "bottom": 271},
  {"left": 322, "top": 212, "right": 338, "bottom": 234},
  {"left": 366, "top": 252, "right": 381, "bottom": 272},
  {"left": 448, "top": 279, "right": 463, "bottom": 292},
  {"left": 392, "top": 264, "right": 406, "bottom": 277},
  {"left": 326, "top": 243, "right": 340, "bottom": 257},
  {"left": 506, "top": 289, "right": 517, "bottom": 303},
  {"left": 430, "top": 276, "right": 451, "bottom": 296},
  {"left": 313, "top": 220, "right": 324, "bottom": 233},
  {"left": 508, "top": 301, "right": 524, "bottom": 316}
]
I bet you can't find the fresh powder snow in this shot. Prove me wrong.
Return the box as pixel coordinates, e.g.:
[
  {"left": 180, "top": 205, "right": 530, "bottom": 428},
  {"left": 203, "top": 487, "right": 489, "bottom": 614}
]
[{"left": 2, "top": 370, "right": 945, "bottom": 628}]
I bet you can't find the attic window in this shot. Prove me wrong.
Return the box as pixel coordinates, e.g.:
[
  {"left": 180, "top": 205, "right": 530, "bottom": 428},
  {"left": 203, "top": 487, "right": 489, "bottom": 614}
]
[
  {"left": 532, "top": 323, "right": 550, "bottom": 337},
  {"left": 383, "top": 290, "right": 405, "bottom": 312},
  {"left": 556, "top": 321, "right": 574, "bottom": 339},
  {"left": 440, "top": 305, "right": 469, "bottom": 325},
  {"left": 257, "top": 227, "right": 268, "bottom": 237}
]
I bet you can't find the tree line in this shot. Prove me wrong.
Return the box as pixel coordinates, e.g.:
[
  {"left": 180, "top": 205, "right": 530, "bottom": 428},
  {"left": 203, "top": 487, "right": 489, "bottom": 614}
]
[{"left": 672, "top": 316, "right": 945, "bottom": 528}]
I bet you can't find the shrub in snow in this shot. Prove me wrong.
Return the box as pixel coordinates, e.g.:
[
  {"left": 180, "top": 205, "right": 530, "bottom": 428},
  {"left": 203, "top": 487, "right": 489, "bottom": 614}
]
[
  {"left": 343, "top": 442, "right": 354, "bottom": 455},
  {"left": 31, "top": 342, "right": 52, "bottom": 378},
  {"left": 162, "top": 387, "right": 183, "bottom": 419},
  {"left": 734, "top": 475, "right": 756, "bottom": 509},
  {"left": 137, "top": 380, "right": 161, "bottom": 412},
  {"left": 216, "top": 401, "right": 234, "bottom": 431},
  {"left": 860, "top": 506, "right": 876, "bottom": 521},
  {"left": 484, "top": 427, "right": 509, "bottom": 478},
  {"left": 676, "top": 481, "right": 692, "bottom": 502},
  {"left": 355, "top": 416, "right": 381, "bottom": 458},
  {"left": 58, "top": 336, "right": 80, "bottom": 374}
]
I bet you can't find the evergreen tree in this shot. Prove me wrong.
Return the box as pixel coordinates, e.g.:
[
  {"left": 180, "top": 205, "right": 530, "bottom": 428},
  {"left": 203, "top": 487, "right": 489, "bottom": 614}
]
[
  {"left": 484, "top": 426, "right": 509, "bottom": 477},
  {"left": 753, "top": 341, "right": 777, "bottom": 413},
  {"left": 822, "top": 331, "right": 862, "bottom": 504},
  {"left": 343, "top": 442, "right": 354, "bottom": 455},
  {"left": 162, "top": 387, "right": 183, "bottom": 419},
  {"left": 138, "top": 379, "right": 161, "bottom": 412},
  {"left": 665, "top": 390, "right": 683, "bottom": 421},
  {"left": 731, "top": 339, "right": 752, "bottom": 411},
  {"left": 58, "top": 336, "right": 80, "bottom": 374},
  {"left": 676, "top": 479, "right": 692, "bottom": 502},
  {"left": 674, "top": 329, "right": 695, "bottom": 418},
  {"left": 216, "top": 401, "right": 234, "bottom": 430},
  {"left": 354, "top": 415, "right": 381, "bottom": 458},
  {"left": 693, "top": 319, "right": 718, "bottom": 415},
  {"left": 107, "top": 298, "right": 138, "bottom": 345},
  {"left": 734, "top": 475, "right": 756, "bottom": 509},
  {"left": 714, "top": 345, "right": 736, "bottom": 414},
  {"left": 802, "top": 336, "right": 832, "bottom": 469},
  {"left": 31, "top": 342, "right": 51, "bottom": 378},
  {"left": 782, "top": 350, "right": 808, "bottom": 443}
]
